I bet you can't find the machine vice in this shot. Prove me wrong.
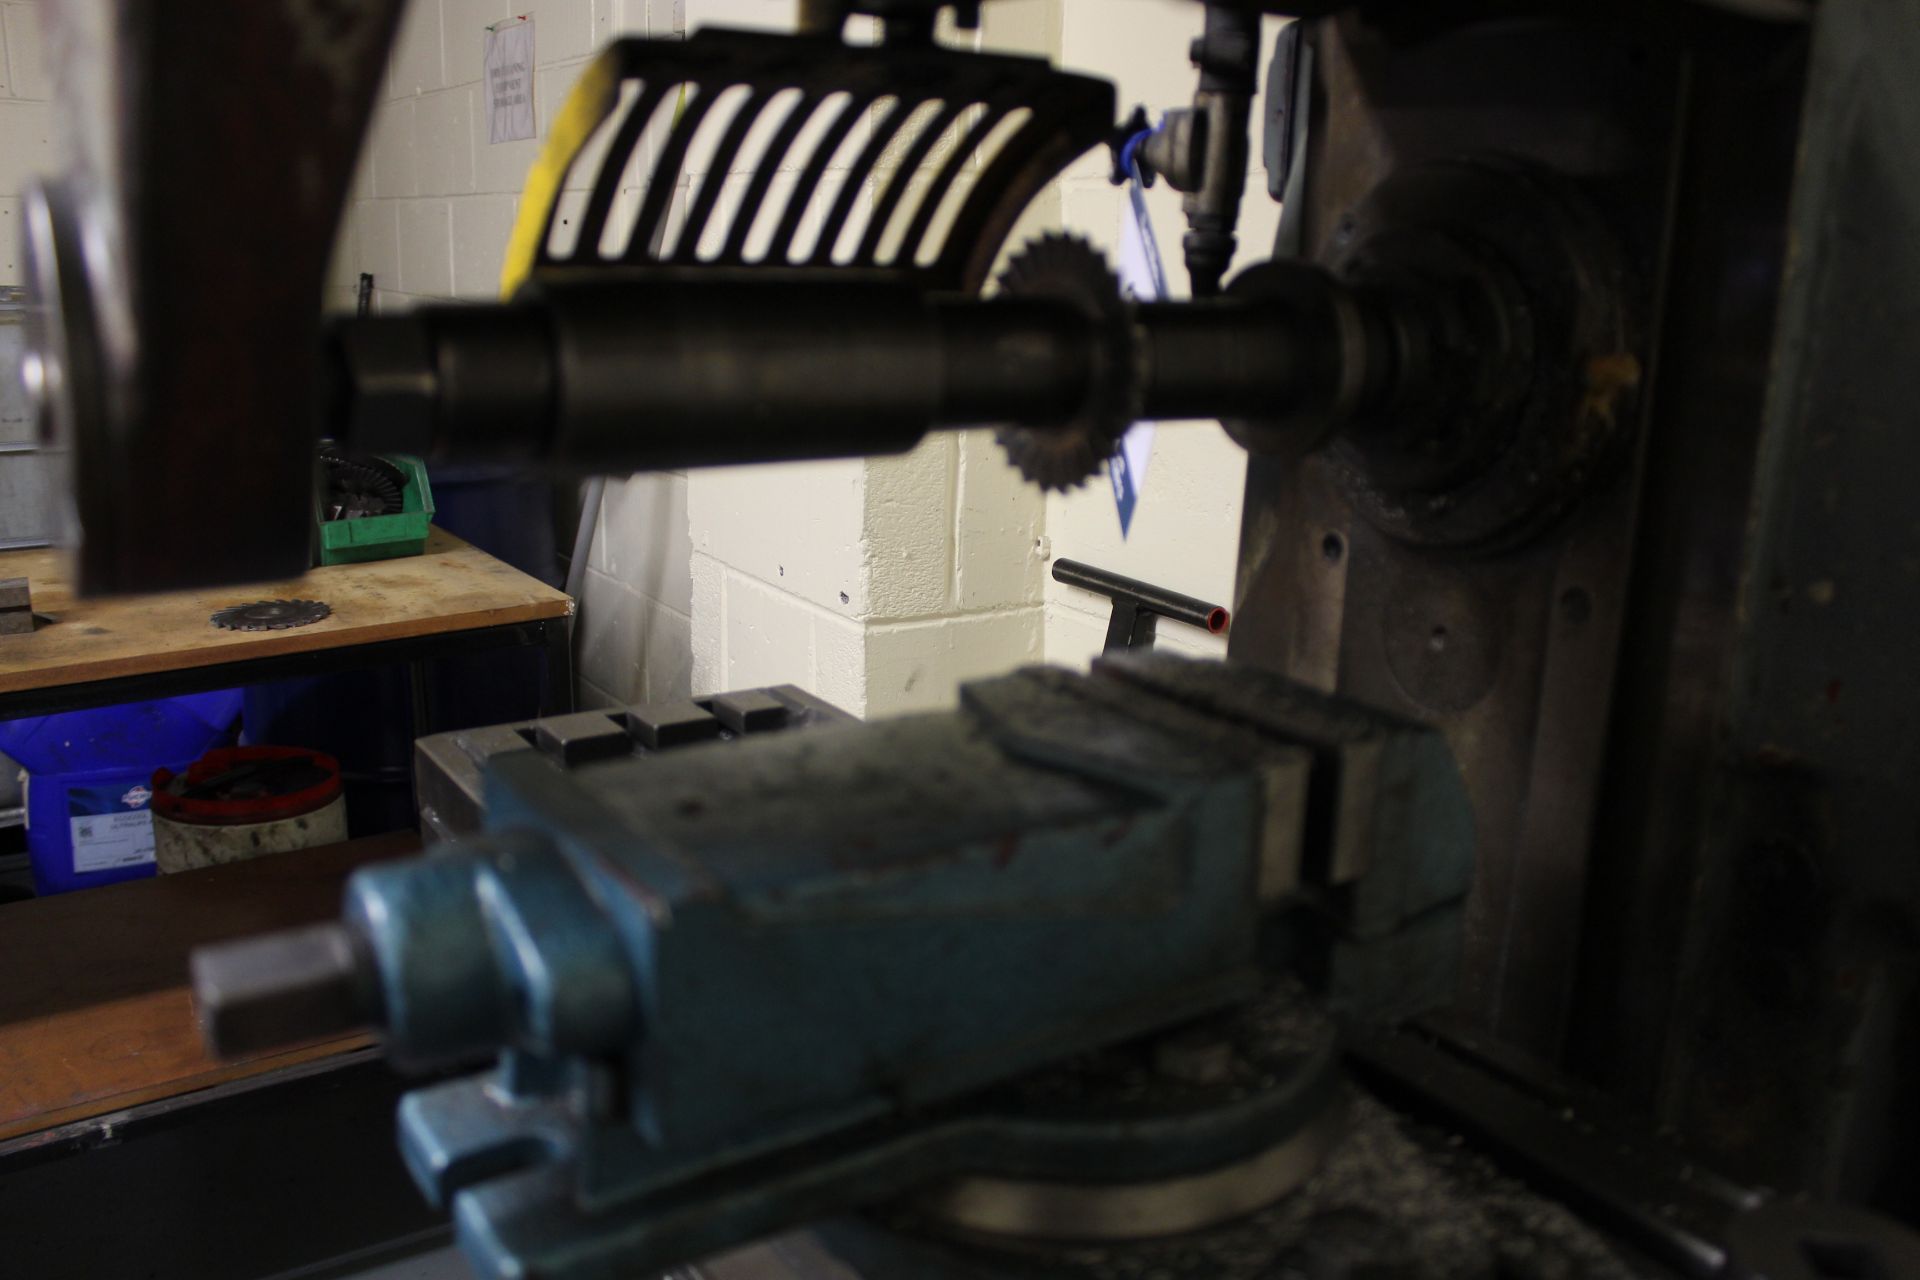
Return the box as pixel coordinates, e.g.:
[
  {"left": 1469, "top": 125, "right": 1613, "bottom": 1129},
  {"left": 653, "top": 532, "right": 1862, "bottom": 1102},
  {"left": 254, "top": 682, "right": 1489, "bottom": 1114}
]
[{"left": 193, "top": 654, "right": 1473, "bottom": 1278}]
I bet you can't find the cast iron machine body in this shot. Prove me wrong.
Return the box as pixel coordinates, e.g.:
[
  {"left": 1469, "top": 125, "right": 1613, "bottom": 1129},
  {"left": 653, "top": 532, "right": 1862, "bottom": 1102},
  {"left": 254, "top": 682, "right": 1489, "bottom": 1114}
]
[{"left": 1227, "top": 0, "right": 1920, "bottom": 1220}]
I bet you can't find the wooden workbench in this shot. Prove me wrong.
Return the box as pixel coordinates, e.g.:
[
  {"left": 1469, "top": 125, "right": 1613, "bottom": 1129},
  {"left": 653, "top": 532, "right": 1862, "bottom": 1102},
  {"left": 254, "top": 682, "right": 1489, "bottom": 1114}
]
[
  {"left": 0, "top": 530, "right": 570, "bottom": 1141},
  {"left": 0, "top": 526, "right": 573, "bottom": 705},
  {"left": 0, "top": 831, "right": 420, "bottom": 1144}
]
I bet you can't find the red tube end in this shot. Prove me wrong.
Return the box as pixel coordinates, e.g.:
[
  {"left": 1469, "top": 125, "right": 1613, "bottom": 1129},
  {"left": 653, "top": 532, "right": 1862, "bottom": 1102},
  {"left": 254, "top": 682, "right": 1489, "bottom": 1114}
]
[{"left": 1206, "top": 606, "right": 1230, "bottom": 635}]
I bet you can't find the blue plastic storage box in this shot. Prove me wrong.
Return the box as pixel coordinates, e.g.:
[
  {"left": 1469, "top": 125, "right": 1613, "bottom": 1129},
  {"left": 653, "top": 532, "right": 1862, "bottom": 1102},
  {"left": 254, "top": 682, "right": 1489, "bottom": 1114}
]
[{"left": 0, "top": 691, "right": 243, "bottom": 894}]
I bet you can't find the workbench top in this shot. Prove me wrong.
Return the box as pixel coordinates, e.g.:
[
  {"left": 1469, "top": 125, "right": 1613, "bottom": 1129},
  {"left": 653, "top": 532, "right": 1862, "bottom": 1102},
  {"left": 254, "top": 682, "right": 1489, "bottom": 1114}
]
[
  {"left": 0, "top": 527, "right": 572, "bottom": 697},
  {"left": 0, "top": 831, "right": 420, "bottom": 1144}
]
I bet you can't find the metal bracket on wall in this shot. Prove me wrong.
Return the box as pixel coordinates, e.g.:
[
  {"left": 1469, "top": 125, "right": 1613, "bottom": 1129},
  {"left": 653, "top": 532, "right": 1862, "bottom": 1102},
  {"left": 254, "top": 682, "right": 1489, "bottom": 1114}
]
[{"left": 1050, "top": 558, "right": 1230, "bottom": 654}]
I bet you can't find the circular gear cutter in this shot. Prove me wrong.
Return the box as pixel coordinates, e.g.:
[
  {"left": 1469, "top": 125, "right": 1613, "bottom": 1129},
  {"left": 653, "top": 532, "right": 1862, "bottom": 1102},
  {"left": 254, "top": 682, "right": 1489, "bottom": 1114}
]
[
  {"left": 210, "top": 599, "right": 333, "bottom": 632},
  {"left": 991, "top": 235, "right": 1138, "bottom": 491}
]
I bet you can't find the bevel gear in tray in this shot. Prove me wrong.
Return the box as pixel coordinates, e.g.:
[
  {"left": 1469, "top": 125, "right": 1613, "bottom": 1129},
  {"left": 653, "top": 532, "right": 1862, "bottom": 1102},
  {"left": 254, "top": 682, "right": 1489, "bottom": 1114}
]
[
  {"left": 991, "top": 235, "right": 1139, "bottom": 491},
  {"left": 209, "top": 600, "right": 332, "bottom": 632},
  {"left": 319, "top": 443, "right": 407, "bottom": 521}
]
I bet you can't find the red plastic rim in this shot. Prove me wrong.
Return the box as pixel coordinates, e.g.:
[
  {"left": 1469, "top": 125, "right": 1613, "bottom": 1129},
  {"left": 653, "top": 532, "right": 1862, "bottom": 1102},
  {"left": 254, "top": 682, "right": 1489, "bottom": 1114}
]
[{"left": 152, "top": 746, "right": 342, "bottom": 826}]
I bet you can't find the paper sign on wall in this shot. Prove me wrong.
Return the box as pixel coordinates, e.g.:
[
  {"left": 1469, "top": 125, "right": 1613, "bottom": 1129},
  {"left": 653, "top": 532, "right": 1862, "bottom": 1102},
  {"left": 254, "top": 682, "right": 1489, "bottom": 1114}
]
[{"left": 486, "top": 17, "right": 536, "bottom": 144}]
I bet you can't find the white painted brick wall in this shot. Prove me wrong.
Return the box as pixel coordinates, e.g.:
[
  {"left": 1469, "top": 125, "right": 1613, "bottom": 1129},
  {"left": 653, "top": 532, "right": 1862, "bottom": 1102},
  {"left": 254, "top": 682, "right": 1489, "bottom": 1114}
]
[
  {"left": 445, "top": 0, "right": 513, "bottom": 80},
  {"left": 0, "top": 0, "right": 50, "bottom": 284},
  {"left": 955, "top": 429, "right": 1045, "bottom": 611},
  {"left": 397, "top": 198, "right": 455, "bottom": 295},
  {"left": 598, "top": 471, "right": 692, "bottom": 613},
  {"left": 689, "top": 553, "right": 866, "bottom": 710},
  {"left": 865, "top": 605, "right": 1043, "bottom": 714},
  {"left": 340, "top": 0, "right": 657, "bottom": 315},
  {"left": 575, "top": 562, "right": 648, "bottom": 705},
  {"left": 690, "top": 459, "right": 867, "bottom": 618},
  {"left": 863, "top": 437, "right": 956, "bottom": 621},
  {"left": 449, "top": 192, "right": 518, "bottom": 296},
  {"left": 416, "top": 86, "right": 477, "bottom": 196},
  {"left": 370, "top": 97, "right": 421, "bottom": 205},
  {"left": 4, "top": 3, "right": 41, "bottom": 101},
  {"left": 391, "top": 1, "right": 445, "bottom": 95}
]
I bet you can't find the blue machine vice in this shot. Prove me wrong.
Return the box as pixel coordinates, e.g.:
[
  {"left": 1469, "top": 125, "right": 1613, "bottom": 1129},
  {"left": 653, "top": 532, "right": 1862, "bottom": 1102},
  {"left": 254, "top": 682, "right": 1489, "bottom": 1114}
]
[{"left": 191, "top": 655, "right": 1472, "bottom": 1279}]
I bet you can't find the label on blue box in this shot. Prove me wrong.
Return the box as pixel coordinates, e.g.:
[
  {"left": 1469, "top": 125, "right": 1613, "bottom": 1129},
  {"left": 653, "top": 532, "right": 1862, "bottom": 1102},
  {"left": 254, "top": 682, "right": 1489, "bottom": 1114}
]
[{"left": 67, "top": 781, "right": 157, "bottom": 874}]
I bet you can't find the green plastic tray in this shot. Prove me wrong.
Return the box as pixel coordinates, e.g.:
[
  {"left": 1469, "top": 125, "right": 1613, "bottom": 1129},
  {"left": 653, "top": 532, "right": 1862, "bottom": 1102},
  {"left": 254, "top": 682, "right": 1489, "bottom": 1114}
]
[{"left": 316, "top": 453, "right": 434, "bottom": 566}]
